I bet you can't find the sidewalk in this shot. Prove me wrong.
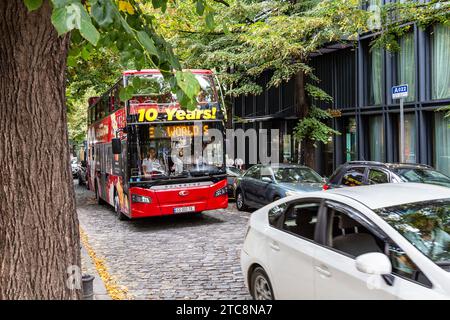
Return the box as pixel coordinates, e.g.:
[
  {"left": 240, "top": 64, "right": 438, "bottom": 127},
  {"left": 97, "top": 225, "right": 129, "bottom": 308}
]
[{"left": 81, "top": 244, "right": 111, "bottom": 300}]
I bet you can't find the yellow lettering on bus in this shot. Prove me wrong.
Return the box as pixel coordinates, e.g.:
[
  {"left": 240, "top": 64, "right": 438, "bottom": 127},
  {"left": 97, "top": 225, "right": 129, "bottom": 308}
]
[
  {"left": 166, "top": 109, "right": 177, "bottom": 121},
  {"left": 203, "top": 109, "right": 211, "bottom": 120},
  {"left": 138, "top": 109, "right": 146, "bottom": 122},
  {"left": 175, "top": 110, "right": 186, "bottom": 120},
  {"left": 145, "top": 109, "right": 158, "bottom": 121}
]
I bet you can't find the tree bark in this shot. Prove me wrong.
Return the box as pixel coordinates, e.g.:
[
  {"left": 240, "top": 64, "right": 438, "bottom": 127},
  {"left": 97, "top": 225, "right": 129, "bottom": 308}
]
[
  {"left": 295, "top": 70, "right": 316, "bottom": 170},
  {"left": 0, "top": 1, "right": 81, "bottom": 299}
]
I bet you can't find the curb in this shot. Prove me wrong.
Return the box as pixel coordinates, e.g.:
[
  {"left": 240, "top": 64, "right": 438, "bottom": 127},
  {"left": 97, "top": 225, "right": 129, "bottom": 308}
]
[{"left": 81, "top": 244, "right": 112, "bottom": 300}]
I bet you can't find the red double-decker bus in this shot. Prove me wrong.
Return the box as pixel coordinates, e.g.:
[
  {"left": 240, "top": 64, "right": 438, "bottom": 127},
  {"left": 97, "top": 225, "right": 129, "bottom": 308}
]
[{"left": 86, "top": 69, "right": 228, "bottom": 220}]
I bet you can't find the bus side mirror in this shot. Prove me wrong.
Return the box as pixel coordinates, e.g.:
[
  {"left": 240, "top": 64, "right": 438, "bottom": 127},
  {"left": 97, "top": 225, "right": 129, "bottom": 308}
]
[{"left": 112, "top": 138, "right": 122, "bottom": 155}]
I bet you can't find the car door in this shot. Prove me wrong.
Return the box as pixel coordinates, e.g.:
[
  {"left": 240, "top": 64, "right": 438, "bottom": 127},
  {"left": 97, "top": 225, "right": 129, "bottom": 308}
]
[
  {"left": 253, "top": 166, "right": 277, "bottom": 207},
  {"left": 266, "top": 199, "right": 323, "bottom": 299},
  {"left": 313, "top": 201, "right": 398, "bottom": 299},
  {"left": 240, "top": 165, "right": 261, "bottom": 206}
]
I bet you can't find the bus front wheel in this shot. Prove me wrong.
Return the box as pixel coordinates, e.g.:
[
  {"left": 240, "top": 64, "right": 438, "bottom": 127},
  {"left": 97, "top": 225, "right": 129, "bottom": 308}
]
[
  {"left": 114, "top": 193, "right": 128, "bottom": 221},
  {"left": 95, "top": 181, "right": 106, "bottom": 205}
]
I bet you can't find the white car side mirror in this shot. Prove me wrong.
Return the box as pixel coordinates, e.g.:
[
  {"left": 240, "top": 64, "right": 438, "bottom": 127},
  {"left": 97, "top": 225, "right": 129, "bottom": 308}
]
[{"left": 355, "top": 252, "right": 392, "bottom": 275}]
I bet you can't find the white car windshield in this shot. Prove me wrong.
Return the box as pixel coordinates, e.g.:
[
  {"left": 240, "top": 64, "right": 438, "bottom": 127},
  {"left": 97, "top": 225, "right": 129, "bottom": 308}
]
[{"left": 376, "top": 199, "right": 450, "bottom": 266}]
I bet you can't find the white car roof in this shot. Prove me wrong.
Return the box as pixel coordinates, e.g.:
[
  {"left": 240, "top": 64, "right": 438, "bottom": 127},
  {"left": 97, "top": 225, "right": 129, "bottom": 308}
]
[{"left": 323, "top": 183, "right": 450, "bottom": 210}]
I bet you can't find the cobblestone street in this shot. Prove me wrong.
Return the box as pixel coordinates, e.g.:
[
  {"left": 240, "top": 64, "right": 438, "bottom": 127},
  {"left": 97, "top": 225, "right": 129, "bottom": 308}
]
[{"left": 76, "top": 182, "right": 252, "bottom": 300}]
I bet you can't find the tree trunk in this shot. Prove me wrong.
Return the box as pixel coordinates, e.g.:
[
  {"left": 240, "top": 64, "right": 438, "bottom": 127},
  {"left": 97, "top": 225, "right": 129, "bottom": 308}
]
[
  {"left": 295, "top": 70, "right": 316, "bottom": 170},
  {"left": 0, "top": 1, "right": 81, "bottom": 299}
]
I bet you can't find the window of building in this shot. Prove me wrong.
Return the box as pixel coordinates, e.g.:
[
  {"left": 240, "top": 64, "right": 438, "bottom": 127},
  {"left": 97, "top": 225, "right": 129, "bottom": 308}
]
[
  {"left": 398, "top": 113, "right": 416, "bottom": 163},
  {"left": 397, "top": 32, "right": 415, "bottom": 102},
  {"left": 345, "top": 117, "right": 357, "bottom": 162},
  {"left": 368, "top": 169, "right": 389, "bottom": 184},
  {"left": 433, "top": 112, "right": 450, "bottom": 176},
  {"left": 281, "top": 203, "right": 321, "bottom": 241},
  {"left": 369, "top": 47, "right": 383, "bottom": 105},
  {"left": 369, "top": 115, "right": 385, "bottom": 161},
  {"left": 431, "top": 24, "right": 450, "bottom": 100}
]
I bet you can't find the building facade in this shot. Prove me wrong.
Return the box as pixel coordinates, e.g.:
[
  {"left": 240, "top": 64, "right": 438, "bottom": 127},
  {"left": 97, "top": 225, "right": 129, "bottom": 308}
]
[{"left": 231, "top": 21, "right": 450, "bottom": 177}]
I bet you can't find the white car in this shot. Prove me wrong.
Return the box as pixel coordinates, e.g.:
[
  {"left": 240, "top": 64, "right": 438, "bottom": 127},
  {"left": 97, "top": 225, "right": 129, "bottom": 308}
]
[{"left": 241, "top": 183, "right": 450, "bottom": 299}]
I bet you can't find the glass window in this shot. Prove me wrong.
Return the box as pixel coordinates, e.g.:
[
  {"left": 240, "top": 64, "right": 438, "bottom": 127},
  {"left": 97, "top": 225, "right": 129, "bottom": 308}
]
[
  {"left": 369, "top": 115, "right": 385, "bottom": 161},
  {"left": 431, "top": 24, "right": 450, "bottom": 100},
  {"left": 328, "top": 209, "right": 384, "bottom": 257},
  {"left": 368, "top": 169, "right": 389, "bottom": 184},
  {"left": 387, "top": 243, "right": 432, "bottom": 287},
  {"left": 397, "top": 32, "right": 415, "bottom": 102},
  {"left": 345, "top": 117, "right": 357, "bottom": 162},
  {"left": 376, "top": 199, "right": 450, "bottom": 267},
  {"left": 244, "top": 166, "right": 260, "bottom": 179},
  {"left": 282, "top": 203, "right": 321, "bottom": 241},
  {"left": 268, "top": 202, "right": 288, "bottom": 227},
  {"left": 434, "top": 112, "right": 450, "bottom": 176},
  {"left": 128, "top": 121, "right": 225, "bottom": 181},
  {"left": 393, "top": 167, "right": 450, "bottom": 188},
  {"left": 369, "top": 47, "right": 382, "bottom": 105},
  {"left": 341, "top": 167, "right": 366, "bottom": 186},
  {"left": 273, "top": 167, "right": 323, "bottom": 183},
  {"left": 399, "top": 113, "right": 416, "bottom": 163}
]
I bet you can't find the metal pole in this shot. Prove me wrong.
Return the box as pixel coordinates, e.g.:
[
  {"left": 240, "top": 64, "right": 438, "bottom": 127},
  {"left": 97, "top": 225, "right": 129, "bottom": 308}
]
[{"left": 399, "top": 97, "right": 405, "bottom": 163}]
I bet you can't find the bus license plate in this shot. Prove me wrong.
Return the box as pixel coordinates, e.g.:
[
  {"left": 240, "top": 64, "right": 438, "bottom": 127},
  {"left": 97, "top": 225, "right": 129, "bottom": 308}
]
[{"left": 174, "top": 206, "right": 195, "bottom": 214}]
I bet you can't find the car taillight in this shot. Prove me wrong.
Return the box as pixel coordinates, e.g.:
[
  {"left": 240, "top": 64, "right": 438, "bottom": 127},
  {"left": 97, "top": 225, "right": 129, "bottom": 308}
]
[{"left": 323, "top": 184, "right": 330, "bottom": 191}]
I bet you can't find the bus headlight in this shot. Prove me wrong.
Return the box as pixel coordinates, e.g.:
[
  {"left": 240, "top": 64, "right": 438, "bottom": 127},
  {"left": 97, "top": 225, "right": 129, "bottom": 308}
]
[
  {"left": 214, "top": 187, "right": 227, "bottom": 197},
  {"left": 132, "top": 194, "right": 152, "bottom": 204}
]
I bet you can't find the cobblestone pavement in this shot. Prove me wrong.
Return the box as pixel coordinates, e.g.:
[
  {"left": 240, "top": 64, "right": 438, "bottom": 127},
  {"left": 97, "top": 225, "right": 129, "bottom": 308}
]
[{"left": 76, "top": 182, "right": 253, "bottom": 300}]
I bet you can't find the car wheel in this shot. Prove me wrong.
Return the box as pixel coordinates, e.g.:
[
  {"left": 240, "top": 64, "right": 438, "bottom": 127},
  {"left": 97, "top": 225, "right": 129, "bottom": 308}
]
[
  {"left": 251, "top": 267, "right": 274, "bottom": 300},
  {"left": 273, "top": 196, "right": 280, "bottom": 202},
  {"left": 236, "top": 190, "right": 248, "bottom": 211},
  {"left": 114, "top": 193, "right": 128, "bottom": 221},
  {"left": 78, "top": 174, "right": 85, "bottom": 186}
]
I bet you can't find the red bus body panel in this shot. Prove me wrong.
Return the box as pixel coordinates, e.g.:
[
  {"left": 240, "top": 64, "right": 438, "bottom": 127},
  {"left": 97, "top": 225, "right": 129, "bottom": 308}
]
[{"left": 129, "top": 179, "right": 228, "bottom": 218}]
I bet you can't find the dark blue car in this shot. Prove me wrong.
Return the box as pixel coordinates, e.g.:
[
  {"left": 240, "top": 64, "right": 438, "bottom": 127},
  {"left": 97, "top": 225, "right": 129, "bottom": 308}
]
[{"left": 235, "top": 163, "right": 324, "bottom": 211}]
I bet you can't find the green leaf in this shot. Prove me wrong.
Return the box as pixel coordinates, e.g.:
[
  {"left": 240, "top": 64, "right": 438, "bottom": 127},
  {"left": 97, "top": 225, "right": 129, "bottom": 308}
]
[
  {"left": 205, "top": 11, "right": 215, "bottom": 30},
  {"left": 196, "top": 0, "right": 205, "bottom": 15},
  {"left": 175, "top": 71, "right": 200, "bottom": 110},
  {"left": 119, "top": 86, "right": 134, "bottom": 101},
  {"left": 51, "top": 2, "right": 99, "bottom": 45},
  {"left": 24, "top": 0, "right": 43, "bottom": 11},
  {"left": 152, "top": 0, "right": 167, "bottom": 12},
  {"left": 91, "top": 0, "right": 115, "bottom": 27},
  {"left": 136, "top": 31, "right": 159, "bottom": 58}
]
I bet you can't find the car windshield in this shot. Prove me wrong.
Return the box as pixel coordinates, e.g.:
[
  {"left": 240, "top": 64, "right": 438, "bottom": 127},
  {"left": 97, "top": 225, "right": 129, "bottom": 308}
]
[
  {"left": 393, "top": 168, "right": 450, "bottom": 187},
  {"left": 128, "top": 121, "right": 225, "bottom": 181},
  {"left": 375, "top": 199, "right": 450, "bottom": 265},
  {"left": 273, "top": 167, "right": 323, "bottom": 183}
]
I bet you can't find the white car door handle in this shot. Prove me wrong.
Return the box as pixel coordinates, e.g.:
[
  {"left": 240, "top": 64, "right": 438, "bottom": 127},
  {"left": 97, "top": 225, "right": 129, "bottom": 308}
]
[
  {"left": 315, "top": 266, "right": 331, "bottom": 277},
  {"left": 270, "top": 242, "right": 280, "bottom": 251}
]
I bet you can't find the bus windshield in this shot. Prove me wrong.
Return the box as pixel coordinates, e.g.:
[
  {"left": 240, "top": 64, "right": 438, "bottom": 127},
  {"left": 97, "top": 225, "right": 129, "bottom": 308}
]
[
  {"left": 127, "top": 73, "right": 218, "bottom": 107},
  {"left": 128, "top": 121, "right": 225, "bottom": 181}
]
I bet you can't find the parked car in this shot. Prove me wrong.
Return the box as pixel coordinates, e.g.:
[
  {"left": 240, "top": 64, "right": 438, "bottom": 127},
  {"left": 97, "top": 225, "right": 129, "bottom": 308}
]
[
  {"left": 71, "top": 158, "right": 79, "bottom": 178},
  {"left": 77, "top": 161, "right": 88, "bottom": 187},
  {"left": 241, "top": 183, "right": 450, "bottom": 300},
  {"left": 324, "top": 161, "right": 450, "bottom": 190},
  {"left": 226, "top": 166, "right": 243, "bottom": 199},
  {"left": 235, "top": 164, "right": 323, "bottom": 211}
]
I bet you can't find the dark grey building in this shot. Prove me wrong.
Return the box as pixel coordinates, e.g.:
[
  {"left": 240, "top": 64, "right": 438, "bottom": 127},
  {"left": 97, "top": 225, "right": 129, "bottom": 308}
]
[{"left": 231, "top": 21, "right": 450, "bottom": 177}]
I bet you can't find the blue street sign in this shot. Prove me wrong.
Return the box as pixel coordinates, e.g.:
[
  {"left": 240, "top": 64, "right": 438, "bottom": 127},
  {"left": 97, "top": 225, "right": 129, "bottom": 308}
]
[{"left": 392, "top": 84, "right": 409, "bottom": 99}]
